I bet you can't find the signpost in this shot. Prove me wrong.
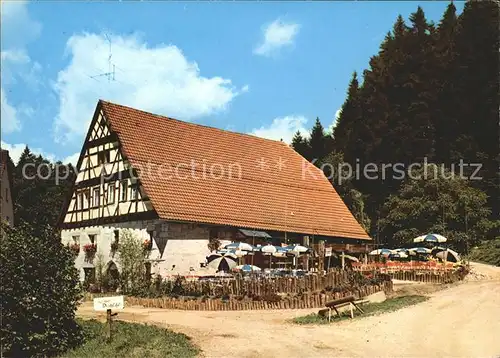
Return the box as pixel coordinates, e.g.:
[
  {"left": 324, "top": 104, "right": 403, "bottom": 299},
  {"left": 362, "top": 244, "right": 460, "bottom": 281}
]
[
  {"left": 325, "top": 247, "right": 332, "bottom": 272},
  {"left": 93, "top": 296, "right": 124, "bottom": 342}
]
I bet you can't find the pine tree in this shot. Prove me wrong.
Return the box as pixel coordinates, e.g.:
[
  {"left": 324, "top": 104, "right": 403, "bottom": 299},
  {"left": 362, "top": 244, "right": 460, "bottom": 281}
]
[
  {"left": 434, "top": 2, "right": 459, "bottom": 165},
  {"left": 333, "top": 72, "right": 360, "bottom": 156},
  {"left": 308, "top": 117, "right": 329, "bottom": 163},
  {"left": 12, "top": 146, "right": 75, "bottom": 235},
  {"left": 450, "top": 0, "right": 499, "bottom": 217},
  {"left": 291, "top": 130, "right": 310, "bottom": 160}
]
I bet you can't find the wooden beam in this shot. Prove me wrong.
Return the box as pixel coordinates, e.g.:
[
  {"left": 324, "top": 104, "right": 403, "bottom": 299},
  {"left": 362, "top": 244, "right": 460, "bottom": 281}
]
[
  {"left": 84, "top": 133, "right": 119, "bottom": 149},
  {"left": 60, "top": 210, "right": 159, "bottom": 229},
  {"left": 74, "top": 169, "right": 132, "bottom": 189}
]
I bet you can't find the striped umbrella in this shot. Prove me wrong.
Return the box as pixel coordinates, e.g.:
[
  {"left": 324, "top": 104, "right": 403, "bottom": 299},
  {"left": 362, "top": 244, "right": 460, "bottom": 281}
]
[
  {"left": 390, "top": 252, "right": 409, "bottom": 259},
  {"left": 272, "top": 246, "right": 288, "bottom": 258},
  {"left": 369, "top": 249, "right": 394, "bottom": 256},
  {"left": 206, "top": 252, "right": 238, "bottom": 272},
  {"left": 435, "top": 249, "right": 460, "bottom": 263},
  {"left": 224, "top": 242, "right": 255, "bottom": 251},
  {"left": 409, "top": 247, "right": 432, "bottom": 255},
  {"left": 233, "top": 264, "right": 262, "bottom": 272},
  {"left": 413, "top": 234, "right": 447, "bottom": 243}
]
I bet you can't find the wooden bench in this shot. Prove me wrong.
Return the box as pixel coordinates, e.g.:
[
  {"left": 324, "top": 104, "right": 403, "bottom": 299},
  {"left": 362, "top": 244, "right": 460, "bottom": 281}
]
[{"left": 318, "top": 295, "right": 367, "bottom": 321}]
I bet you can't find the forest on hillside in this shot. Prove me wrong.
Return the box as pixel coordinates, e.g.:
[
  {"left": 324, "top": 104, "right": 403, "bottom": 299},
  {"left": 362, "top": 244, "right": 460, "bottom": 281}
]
[
  {"left": 292, "top": 1, "right": 499, "bottom": 251},
  {"left": 5, "top": 1, "right": 499, "bottom": 254}
]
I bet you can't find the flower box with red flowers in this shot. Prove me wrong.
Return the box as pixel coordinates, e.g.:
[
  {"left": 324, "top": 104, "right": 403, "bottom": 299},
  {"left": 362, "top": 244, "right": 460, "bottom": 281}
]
[
  {"left": 69, "top": 243, "right": 80, "bottom": 256},
  {"left": 83, "top": 243, "right": 97, "bottom": 254}
]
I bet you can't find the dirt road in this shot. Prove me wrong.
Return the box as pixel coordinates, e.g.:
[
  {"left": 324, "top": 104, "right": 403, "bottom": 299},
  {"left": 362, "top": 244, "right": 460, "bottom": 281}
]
[{"left": 78, "top": 262, "right": 500, "bottom": 357}]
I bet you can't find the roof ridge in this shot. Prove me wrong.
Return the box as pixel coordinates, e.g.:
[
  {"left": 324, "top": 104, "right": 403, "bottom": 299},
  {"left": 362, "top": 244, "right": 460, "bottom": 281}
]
[{"left": 99, "top": 99, "right": 292, "bottom": 146}]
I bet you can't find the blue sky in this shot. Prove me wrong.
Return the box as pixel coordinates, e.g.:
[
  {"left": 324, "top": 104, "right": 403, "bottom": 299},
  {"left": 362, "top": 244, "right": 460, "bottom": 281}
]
[{"left": 1, "top": 1, "right": 463, "bottom": 165}]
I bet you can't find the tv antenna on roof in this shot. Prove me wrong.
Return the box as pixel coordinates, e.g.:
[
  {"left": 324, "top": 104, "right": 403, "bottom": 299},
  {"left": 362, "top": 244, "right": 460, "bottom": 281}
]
[{"left": 89, "top": 33, "right": 116, "bottom": 82}]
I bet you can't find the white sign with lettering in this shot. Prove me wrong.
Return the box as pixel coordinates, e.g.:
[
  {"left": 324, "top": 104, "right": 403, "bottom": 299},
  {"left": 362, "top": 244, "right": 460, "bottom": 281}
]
[
  {"left": 325, "top": 248, "right": 332, "bottom": 257},
  {"left": 93, "top": 296, "right": 124, "bottom": 311}
]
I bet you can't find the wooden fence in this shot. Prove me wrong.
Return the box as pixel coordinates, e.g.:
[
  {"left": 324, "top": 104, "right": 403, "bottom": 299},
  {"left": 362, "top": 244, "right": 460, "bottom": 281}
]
[
  {"left": 146, "top": 269, "right": 390, "bottom": 298},
  {"left": 387, "top": 269, "right": 464, "bottom": 284},
  {"left": 125, "top": 281, "right": 393, "bottom": 311},
  {"left": 84, "top": 269, "right": 394, "bottom": 311},
  {"left": 353, "top": 261, "right": 456, "bottom": 272}
]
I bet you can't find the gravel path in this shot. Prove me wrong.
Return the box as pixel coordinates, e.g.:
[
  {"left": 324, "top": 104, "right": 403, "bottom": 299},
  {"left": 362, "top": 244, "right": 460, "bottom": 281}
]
[{"left": 78, "top": 262, "right": 500, "bottom": 358}]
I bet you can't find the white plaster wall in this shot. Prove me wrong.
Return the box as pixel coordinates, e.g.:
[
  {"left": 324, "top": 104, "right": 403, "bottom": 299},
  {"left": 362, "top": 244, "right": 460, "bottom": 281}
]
[{"left": 61, "top": 220, "right": 232, "bottom": 281}]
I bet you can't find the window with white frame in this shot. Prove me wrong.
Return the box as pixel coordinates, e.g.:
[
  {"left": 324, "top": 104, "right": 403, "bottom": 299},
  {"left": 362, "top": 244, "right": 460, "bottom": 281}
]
[
  {"left": 93, "top": 187, "right": 100, "bottom": 207},
  {"left": 107, "top": 182, "right": 115, "bottom": 204},
  {"left": 120, "top": 180, "right": 128, "bottom": 202},
  {"left": 131, "top": 185, "right": 138, "bottom": 200}
]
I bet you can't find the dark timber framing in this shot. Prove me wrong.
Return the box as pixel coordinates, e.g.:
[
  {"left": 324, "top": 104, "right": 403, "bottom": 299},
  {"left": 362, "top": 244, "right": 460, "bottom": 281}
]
[
  {"left": 59, "top": 210, "right": 159, "bottom": 230},
  {"left": 57, "top": 102, "right": 157, "bottom": 229}
]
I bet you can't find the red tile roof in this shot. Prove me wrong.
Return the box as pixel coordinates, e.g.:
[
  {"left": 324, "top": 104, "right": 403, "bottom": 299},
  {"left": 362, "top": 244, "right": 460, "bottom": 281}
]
[{"left": 99, "top": 100, "right": 370, "bottom": 240}]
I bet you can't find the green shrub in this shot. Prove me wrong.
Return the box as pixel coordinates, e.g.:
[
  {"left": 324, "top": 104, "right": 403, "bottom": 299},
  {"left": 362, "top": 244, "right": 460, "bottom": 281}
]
[
  {"left": 468, "top": 239, "right": 500, "bottom": 266},
  {"left": 0, "top": 222, "right": 82, "bottom": 357}
]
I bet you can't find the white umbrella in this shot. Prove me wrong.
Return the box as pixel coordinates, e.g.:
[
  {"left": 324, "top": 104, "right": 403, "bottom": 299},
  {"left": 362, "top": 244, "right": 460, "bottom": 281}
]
[
  {"left": 272, "top": 247, "right": 288, "bottom": 257},
  {"left": 413, "top": 234, "right": 447, "bottom": 243},
  {"left": 233, "top": 264, "right": 262, "bottom": 272},
  {"left": 285, "top": 244, "right": 309, "bottom": 255},
  {"left": 369, "top": 249, "right": 394, "bottom": 256},
  {"left": 225, "top": 242, "right": 255, "bottom": 251},
  {"left": 261, "top": 245, "right": 277, "bottom": 269},
  {"left": 260, "top": 244, "right": 277, "bottom": 254}
]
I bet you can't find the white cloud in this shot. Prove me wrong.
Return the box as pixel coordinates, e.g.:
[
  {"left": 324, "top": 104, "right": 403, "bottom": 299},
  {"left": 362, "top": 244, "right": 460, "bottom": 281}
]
[
  {"left": 0, "top": 1, "right": 41, "bottom": 133},
  {"left": 1, "top": 88, "right": 21, "bottom": 133},
  {"left": 62, "top": 152, "right": 80, "bottom": 166},
  {"left": 250, "top": 115, "right": 309, "bottom": 143},
  {"left": 53, "top": 32, "right": 247, "bottom": 143},
  {"left": 254, "top": 18, "right": 300, "bottom": 57},
  {"left": 0, "top": 0, "right": 42, "bottom": 49},
  {"left": 329, "top": 108, "right": 342, "bottom": 132},
  {"left": 0, "top": 141, "right": 56, "bottom": 165}
]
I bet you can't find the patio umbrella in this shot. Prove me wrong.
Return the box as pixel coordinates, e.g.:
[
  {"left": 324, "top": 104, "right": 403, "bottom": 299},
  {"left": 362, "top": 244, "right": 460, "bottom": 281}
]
[
  {"left": 285, "top": 244, "right": 309, "bottom": 255},
  {"left": 390, "top": 252, "right": 408, "bottom": 259},
  {"left": 261, "top": 244, "right": 277, "bottom": 269},
  {"left": 224, "top": 242, "right": 255, "bottom": 251},
  {"left": 369, "top": 249, "right": 394, "bottom": 256},
  {"left": 260, "top": 244, "right": 277, "bottom": 254},
  {"left": 233, "top": 264, "right": 262, "bottom": 272},
  {"left": 272, "top": 246, "right": 288, "bottom": 257},
  {"left": 431, "top": 246, "right": 447, "bottom": 255},
  {"left": 206, "top": 252, "right": 238, "bottom": 272},
  {"left": 408, "top": 247, "right": 432, "bottom": 255},
  {"left": 435, "top": 249, "right": 460, "bottom": 263},
  {"left": 343, "top": 254, "right": 359, "bottom": 262},
  {"left": 413, "top": 234, "right": 447, "bottom": 244}
]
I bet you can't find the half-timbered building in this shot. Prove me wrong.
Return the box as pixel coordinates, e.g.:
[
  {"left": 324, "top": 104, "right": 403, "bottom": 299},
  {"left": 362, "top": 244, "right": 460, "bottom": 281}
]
[{"left": 59, "top": 100, "right": 371, "bottom": 281}]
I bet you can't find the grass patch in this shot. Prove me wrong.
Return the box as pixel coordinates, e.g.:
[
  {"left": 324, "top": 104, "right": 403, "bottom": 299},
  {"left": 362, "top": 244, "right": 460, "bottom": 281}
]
[
  {"left": 62, "top": 319, "right": 199, "bottom": 358},
  {"left": 292, "top": 295, "right": 428, "bottom": 325}
]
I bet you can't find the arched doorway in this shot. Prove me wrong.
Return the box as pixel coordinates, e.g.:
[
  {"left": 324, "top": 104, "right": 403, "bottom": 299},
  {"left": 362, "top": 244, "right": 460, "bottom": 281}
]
[{"left": 104, "top": 261, "right": 120, "bottom": 292}]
